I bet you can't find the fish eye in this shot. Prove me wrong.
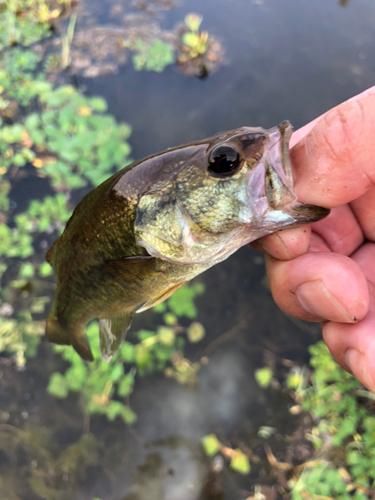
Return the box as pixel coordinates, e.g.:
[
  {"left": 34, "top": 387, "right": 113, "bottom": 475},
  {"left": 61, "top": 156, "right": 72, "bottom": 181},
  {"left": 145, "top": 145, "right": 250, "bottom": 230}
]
[{"left": 208, "top": 145, "right": 241, "bottom": 177}]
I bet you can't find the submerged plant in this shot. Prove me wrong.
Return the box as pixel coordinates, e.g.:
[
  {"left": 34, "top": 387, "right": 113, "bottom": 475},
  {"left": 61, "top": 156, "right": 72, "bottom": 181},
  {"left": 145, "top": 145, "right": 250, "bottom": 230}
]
[{"left": 47, "top": 283, "right": 205, "bottom": 425}]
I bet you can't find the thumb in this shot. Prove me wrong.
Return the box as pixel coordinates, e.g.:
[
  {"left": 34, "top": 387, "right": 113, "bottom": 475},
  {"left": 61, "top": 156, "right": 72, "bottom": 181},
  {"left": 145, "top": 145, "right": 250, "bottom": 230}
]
[{"left": 290, "top": 95, "right": 375, "bottom": 208}]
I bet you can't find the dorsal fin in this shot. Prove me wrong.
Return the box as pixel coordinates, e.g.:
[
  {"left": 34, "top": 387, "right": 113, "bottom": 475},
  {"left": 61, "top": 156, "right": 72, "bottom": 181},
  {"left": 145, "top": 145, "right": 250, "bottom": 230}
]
[{"left": 99, "top": 311, "right": 134, "bottom": 361}]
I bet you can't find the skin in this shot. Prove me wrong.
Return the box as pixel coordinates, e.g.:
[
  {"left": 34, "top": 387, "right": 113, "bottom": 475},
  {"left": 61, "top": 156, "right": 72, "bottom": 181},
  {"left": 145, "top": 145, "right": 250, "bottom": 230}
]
[{"left": 253, "top": 86, "right": 375, "bottom": 392}]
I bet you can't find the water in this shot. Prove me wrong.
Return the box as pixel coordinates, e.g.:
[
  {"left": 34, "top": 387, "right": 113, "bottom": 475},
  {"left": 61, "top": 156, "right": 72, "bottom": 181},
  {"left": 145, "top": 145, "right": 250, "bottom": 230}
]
[{"left": 2, "top": 0, "right": 375, "bottom": 498}]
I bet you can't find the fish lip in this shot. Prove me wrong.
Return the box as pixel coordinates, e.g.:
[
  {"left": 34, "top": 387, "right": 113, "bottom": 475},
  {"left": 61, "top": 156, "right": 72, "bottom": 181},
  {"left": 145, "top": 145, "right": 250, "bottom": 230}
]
[
  {"left": 289, "top": 202, "right": 330, "bottom": 222},
  {"left": 264, "top": 121, "right": 330, "bottom": 223},
  {"left": 265, "top": 120, "right": 295, "bottom": 206}
]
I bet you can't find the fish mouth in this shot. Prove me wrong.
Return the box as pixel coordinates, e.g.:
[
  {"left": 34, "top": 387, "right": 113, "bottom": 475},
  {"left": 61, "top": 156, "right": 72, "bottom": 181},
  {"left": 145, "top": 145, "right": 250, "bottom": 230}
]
[{"left": 252, "top": 120, "right": 330, "bottom": 225}]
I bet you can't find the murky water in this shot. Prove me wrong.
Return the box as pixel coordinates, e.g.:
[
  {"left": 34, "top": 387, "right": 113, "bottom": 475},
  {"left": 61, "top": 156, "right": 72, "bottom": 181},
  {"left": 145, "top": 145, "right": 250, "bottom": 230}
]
[{"left": 2, "top": 0, "right": 375, "bottom": 498}]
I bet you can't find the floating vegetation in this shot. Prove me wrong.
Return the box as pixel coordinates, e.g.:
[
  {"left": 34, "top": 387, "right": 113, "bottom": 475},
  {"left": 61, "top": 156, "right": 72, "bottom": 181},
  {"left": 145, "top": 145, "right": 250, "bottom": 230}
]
[
  {"left": 42, "top": 6, "right": 224, "bottom": 78},
  {"left": 237, "top": 341, "right": 375, "bottom": 499},
  {"left": 202, "top": 434, "right": 251, "bottom": 475},
  {"left": 176, "top": 13, "right": 225, "bottom": 77},
  {"left": 0, "top": 1, "right": 134, "bottom": 366},
  {"left": 131, "top": 38, "right": 174, "bottom": 72},
  {"left": 287, "top": 342, "right": 374, "bottom": 500},
  {"left": 47, "top": 283, "right": 205, "bottom": 425}
]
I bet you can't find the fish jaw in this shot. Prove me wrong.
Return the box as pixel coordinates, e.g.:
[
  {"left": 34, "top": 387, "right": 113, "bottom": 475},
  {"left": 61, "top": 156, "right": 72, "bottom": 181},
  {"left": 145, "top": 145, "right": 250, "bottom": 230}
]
[{"left": 247, "top": 120, "right": 330, "bottom": 230}]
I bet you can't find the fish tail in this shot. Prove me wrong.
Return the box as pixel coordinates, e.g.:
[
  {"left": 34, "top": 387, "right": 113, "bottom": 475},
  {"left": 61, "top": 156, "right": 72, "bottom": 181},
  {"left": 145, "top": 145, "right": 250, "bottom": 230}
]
[{"left": 45, "top": 313, "right": 93, "bottom": 362}]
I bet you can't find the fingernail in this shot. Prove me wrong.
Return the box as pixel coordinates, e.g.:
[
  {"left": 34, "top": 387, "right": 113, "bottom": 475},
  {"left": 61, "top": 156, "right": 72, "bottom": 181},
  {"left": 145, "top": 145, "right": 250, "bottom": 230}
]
[
  {"left": 295, "top": 280, "right": 354, "bottom": 322},
  {"left": 345, "top": 349, "right": 375, "bottom": 392}
]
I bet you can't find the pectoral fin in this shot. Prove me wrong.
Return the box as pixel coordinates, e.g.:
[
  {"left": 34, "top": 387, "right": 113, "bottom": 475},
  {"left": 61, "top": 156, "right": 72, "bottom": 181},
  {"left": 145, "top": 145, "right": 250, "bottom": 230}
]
[
  {"left": 136, "top": 282, "right": 186, "bottom": 313},
  {"left": 99, "top": 311, "right": 134, "bottom": 362}
]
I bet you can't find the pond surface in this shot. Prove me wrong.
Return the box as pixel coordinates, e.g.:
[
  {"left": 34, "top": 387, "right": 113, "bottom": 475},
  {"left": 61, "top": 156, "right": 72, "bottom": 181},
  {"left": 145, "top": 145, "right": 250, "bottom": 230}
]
[{"left": 2, "top": 0, "right": 375, "bottom": 498}]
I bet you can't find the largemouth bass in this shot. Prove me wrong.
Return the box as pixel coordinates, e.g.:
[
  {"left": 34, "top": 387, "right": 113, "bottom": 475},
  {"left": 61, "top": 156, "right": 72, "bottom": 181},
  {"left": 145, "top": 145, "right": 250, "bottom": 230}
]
[{"left": 46, "top": 121, "right": 329, "bottom": 361}]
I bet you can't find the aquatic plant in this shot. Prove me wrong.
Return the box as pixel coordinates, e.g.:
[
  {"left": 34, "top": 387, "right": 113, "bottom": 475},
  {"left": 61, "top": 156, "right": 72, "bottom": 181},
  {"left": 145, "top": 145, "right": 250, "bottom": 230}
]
[
  {"left": 202, "top": 434, "right": 251, "bottom": 475},
  {"left": 47, "top": 283, "right": 205, "bottom": 425},
  {"left": 0, "top": 423, "right": 100, "bottom": 500},
  {"left": 132, "top": 38, "right": 175, "bottom": 72},
  {"left": 0, "top": 0, "right": 57, "bottom": 49},
  {"left": 252, "top": 341, "right": 374, "bottom": 499},
  {"left": 175, "top": 13, "right": 224, "bottom": 77},
  {"left": 287, "top": 342, "right": 373, "bottom": 499},
  {"left": 0, "top": 5, "right": 132, "bottom": 366},
  {"left": 181, "top": 14, "right": 209, "bottom": 60}
]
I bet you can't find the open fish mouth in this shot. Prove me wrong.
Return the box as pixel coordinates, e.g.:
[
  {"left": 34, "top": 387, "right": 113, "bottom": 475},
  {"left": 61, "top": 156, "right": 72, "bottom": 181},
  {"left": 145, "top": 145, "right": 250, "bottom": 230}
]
[{"left": 255, "top": 120, "right": 330, "bottom": 224}]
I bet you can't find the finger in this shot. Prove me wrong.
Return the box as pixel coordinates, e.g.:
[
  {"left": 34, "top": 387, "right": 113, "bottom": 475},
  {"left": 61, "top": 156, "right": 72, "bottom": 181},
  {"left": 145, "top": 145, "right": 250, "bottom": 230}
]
[
  {"left": 290, "top": 95, "right": 375, "bottom": 207},
  {"left": 350, "top": 186, "right": 375, "bottom": 241},
  {"left": 289, "top": 85, "right": 375, "bottom": 147},
  {"left": 311, "top": 205, "right": 364, "bottom": 255},
  {"left": 266, "top": 252, "right": 369, "bottom": 322},
  {"left": 323, "top": 306, "right": 375, "bottom": 391},
  {"left": 252, "top": 226, "right": 312, "bottom": 260},
  {"left": 322, "top": 243, "right": 375, "bottom": 391}
]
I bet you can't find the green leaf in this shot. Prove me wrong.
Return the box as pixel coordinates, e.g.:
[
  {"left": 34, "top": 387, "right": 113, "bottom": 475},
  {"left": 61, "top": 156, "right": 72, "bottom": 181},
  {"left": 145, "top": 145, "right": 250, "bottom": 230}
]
[
  {"left": 47, "top": 373, "right": 69, "bottom": 398},
  {"left": 121, "top": 405, "right": 137, "bottom": 424},
  {"left": 182, "top": 32, "right": 200, "bottom": 48},
  {"left": 187, "top": 322, "right": 205, "bottom": 343},
  {"left": 19, "top": 262, "right": 34, "bottom": 278},
  {"left": 184, "top": 13, "right": 203, "bottom": 32},
  {"left": 39, "top": 262, "right": 53, "bottom": 277},
  {"left": 90, "top": 97, "right": 107, "bottom": 112},
  {"left": 202, "top": 434, "right": 221, "bottom": 456},
  {"left": 230, "top": 450, "right": 251, "bottom": 475},
  {"left": 153, "top": 302, "right": 167, "bottom": 313},
  {"left": 120, "top": 342, "right": 136, "bottom": 362},
  {"left": 24, "top": 113, "right": 41, "bottom": 130},
  {"left": 108, "top": 363, "right": 124, "bottom": 382},
  {"left": 254, "top": 367, "right": 273, "bottom": 389},
  {"left": 157, "top": 326, "right": 175, "bottom": 346},
  {"left": 118, "top": 374, "right": 134, "bottom": 397}
]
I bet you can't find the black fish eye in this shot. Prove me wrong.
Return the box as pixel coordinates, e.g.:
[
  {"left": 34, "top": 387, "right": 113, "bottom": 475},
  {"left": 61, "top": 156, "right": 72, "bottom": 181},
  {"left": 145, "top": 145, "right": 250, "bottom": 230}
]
[{"left": 208, "top": 145, "right": 241, "bottom": 177}]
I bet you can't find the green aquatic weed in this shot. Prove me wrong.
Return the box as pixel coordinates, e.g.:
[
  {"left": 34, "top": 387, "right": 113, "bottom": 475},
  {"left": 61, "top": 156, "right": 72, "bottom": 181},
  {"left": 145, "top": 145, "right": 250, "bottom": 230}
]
[
  {"left": 0, "top": 0, "right": 53, "bottom": 49},
  {"left": 47, "top": 283, "right": 205, "bottom": 425},
  {"left": 0, "top": 315, "right": 44, "bottom": 367},
  {"left": 181, "top": 13, "right": 209, "bottom": 59},
  {"left": 28, "top": 194, "right": 71, "bottom": 232},
  {"left": 154, "top": 281, "right": 205, "bottom": 318},
  {"left": 201, "top": 434, "right": 251, "bottom": 475},
  {"left": 132, "top": 39, "right": 175, "bottom": 73},
  {"left": 254, "top": 366, "right": 273, "bottom": 389},
  {"left": 286, "top": 342, "right": 375, "bottom": 498}
]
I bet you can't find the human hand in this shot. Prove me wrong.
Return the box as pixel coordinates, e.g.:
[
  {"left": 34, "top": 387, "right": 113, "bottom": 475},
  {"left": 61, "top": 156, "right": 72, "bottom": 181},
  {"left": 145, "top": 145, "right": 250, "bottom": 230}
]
[{"left": 254, "top": 87, "right": 375, "bottom": 391}]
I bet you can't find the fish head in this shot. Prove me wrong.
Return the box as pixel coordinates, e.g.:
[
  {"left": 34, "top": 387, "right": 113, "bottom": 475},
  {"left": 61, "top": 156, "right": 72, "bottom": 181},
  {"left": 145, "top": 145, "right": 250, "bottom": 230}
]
[{"left": 134, "top": 121, "right": 329, "bottom": 265}]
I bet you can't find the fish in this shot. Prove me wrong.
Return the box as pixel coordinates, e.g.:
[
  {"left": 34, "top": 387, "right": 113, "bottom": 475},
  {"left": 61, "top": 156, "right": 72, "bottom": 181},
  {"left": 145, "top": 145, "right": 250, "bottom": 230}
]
[{"left": 45, "top": 121, "right": 329, "bottom": 362}]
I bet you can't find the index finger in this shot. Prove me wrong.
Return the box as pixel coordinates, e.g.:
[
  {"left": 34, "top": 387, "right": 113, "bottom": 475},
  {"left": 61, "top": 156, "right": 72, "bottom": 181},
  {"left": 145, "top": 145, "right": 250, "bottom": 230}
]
[{"left": 290, "top": 94, "right": 375, "bottom": 208}]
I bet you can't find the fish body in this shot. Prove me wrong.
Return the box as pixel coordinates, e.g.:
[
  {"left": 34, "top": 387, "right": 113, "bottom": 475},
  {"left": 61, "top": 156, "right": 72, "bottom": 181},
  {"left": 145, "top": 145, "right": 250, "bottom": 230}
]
[{"left": 46, "top": 122, "right": 329, "bottom": 361}]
